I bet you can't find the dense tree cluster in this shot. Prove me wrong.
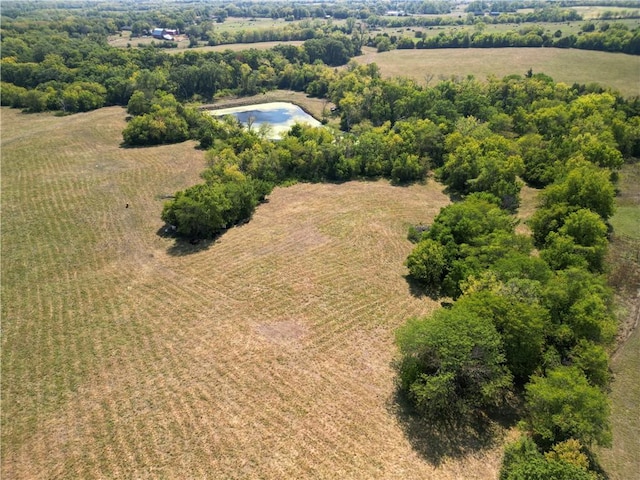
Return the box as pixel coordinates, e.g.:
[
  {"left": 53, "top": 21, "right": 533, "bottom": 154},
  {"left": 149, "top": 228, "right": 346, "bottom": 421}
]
[
  {"left": 0, "top": 5, "right": 367, "bottom": 113},
  {"left": 402, "top": 187, "right": 618, "bottom": 478},
  {"left": 0, "top": 32, "right": 359, "bottom": 112},
  {"left": 397, "top": 71, "right": 630, "bottom": 480},
  {"left": 2, "top": 1, "right": 639, "bottom": 116}
]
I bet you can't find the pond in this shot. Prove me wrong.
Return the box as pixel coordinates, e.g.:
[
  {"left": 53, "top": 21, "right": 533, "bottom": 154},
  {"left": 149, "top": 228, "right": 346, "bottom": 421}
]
[{"left": 208, "top": 102, "right": 322, "bottom": 140}]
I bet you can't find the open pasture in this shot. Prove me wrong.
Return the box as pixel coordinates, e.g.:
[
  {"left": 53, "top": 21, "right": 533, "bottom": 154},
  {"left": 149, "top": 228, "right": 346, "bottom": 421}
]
[
  {"left": 1, "top": 106, "right": 520, "bottom": 478},
  {"left": 354, "top": 47, "right": 640, "bottom": 98}
]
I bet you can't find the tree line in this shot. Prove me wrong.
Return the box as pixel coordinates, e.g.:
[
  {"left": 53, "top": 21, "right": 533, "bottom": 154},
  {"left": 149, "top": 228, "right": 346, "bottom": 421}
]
[
  {"left": 384, "top": 22, "right": 640, "bottom": 54},
  {"left": 2, "top": 2, "right": 639, "bottom": 117}
]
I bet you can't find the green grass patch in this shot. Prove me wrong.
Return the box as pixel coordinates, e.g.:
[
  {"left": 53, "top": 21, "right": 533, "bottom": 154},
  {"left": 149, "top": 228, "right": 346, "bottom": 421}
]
[
  {"left": 611, "top": 162, "right": 640, "bottom": 239},
  {"left": 610, "top": 206, "right": 640, "bottom": 240}
]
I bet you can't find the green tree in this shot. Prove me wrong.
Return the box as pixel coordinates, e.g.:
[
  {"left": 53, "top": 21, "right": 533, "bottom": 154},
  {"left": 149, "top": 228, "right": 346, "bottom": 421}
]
[
  {"left": 570, "top": 340, "right": 611, "bottom": 389},
  {"left": 500, "top": 436, "right": 598, "bottom": 480},
  {"left": 517, "top": 133, "right": 558, "bottom": 187},
  {"left": 126, "top": 90, "right": 151, "bottom": 116},
  {"left": 161, "top": 177, "right": 270, "bottom": 239},
  {"left": 391, "top": 153, "right": 427, "bottom": 183},
  {"left": 455, "top": 291, "right": 550, "bottom": 383},
  {"left": 427, "top": 193, "right": 517, "bottom": 246},
  {"left": 524, "top": 366, "right": 611, "bottom": 448},
  {"left": 440, "top": 131, "right": 524, "bottom": 209},
  {"left": 542, "top": 268, "right": 616, "bottom": 354},
  {"left": 540, "top": 209, "right": 608, "bottom": 272},
  {"left": 405, "top": 238, "right": 448, "bottom": 288},
  {"left": 60, "top": 81, "right": 106, "bottom": 112},
  {"left": 122, "top": 107, "right": 189, "bottom": 146},
  {"left": 537, "top": 162, "right": 615, "bottom": 220},
  {"left": 396, "top": 303, "right": 512, "bottom": 421}
]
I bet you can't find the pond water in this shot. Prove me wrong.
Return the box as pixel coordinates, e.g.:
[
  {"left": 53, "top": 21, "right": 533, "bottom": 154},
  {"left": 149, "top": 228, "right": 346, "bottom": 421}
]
[{"left": 208, "top": 102, "right": 322, "bottom": 140}]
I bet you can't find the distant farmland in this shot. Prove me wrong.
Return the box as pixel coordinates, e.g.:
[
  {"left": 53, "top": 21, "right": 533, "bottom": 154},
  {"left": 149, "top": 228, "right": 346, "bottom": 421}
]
[{"left": 354, "top": 47, "right": 640, "bottom": 98}]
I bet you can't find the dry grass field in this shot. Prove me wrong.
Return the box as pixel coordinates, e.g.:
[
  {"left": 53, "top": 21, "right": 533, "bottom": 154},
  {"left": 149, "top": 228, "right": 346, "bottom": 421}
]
[
  {"left": 1, "top": 106, "right": 524, "bottom": 478},
  {"left": 354, "top": 47, "right": 640, "bottom": 98}
]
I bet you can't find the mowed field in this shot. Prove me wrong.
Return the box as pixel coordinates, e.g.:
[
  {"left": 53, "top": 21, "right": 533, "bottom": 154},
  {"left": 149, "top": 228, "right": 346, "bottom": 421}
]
[
  {"left": 354, "top": 47, "right": 640, "bottom": 98},
  {"left": 1, "top": 106, "right": 522, "bottom": 478}
]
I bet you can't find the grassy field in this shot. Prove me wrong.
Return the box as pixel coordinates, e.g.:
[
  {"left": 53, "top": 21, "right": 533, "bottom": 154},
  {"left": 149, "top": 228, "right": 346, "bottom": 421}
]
[
  {"left": 596, "top": 161, "right": 640, "bottom": 479},
  {"left": 2, "top": 106, "right": 526, "bottom": 478},
  {"left": 353, "top": 47, "right": 640, "bottom": 98},
  {"left": 572, "top": 6, "right": 640, "bottom": 20},
  {"left": 597, "top": 315, "right": 640, "bottom": 479}
]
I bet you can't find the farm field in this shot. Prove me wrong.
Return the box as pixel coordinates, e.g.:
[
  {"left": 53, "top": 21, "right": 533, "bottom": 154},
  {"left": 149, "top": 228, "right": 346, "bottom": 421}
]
[
  {"left": 353, "top": 47, "right": 640, "bottom": 98},
  {"left": 0, "top": 106, "right": 526, "bottom": 478}
]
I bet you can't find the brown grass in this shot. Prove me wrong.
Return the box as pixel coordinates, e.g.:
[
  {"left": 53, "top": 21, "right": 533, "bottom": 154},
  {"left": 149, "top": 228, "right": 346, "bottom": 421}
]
[
  {"left": 354, "top": 47, "right": 640, "bottom": 98},
  {"left": 1, "top": 106, "right": 514, "bottom": 478},
  {"left": 515, "top": 184, "right": 539, "bottom": 235}
]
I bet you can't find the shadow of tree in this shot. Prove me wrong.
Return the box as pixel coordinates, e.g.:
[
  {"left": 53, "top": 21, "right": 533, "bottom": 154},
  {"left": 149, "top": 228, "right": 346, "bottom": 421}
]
[
  {"left": 156, "top": 224, "right": 219, "bottom": 256},
  {"left": 388, "top": 388, "right": 517, "bottom": 467},
  {"left": 404, "top": 274, "right": 441, "bottom": 301},
  {"left": 166, "top": 238, "right": 215, "bottom": 256}
]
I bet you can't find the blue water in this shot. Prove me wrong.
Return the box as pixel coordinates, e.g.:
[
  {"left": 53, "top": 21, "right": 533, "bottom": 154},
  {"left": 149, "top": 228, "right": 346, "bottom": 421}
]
[{"left": 234, "top": 108, "right": 296, "bottom": 124}]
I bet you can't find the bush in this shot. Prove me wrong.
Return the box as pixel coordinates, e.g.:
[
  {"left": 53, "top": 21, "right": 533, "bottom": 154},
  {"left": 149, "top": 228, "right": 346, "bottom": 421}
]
[{"left": 405, "top": 238, "right": 448, "bottom": 288}]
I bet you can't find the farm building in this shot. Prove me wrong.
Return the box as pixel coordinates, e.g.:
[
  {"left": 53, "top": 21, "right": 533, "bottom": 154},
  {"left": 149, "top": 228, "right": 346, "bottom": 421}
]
[{"left": 151, "top": 28, "right": 177, "bottom": 41}]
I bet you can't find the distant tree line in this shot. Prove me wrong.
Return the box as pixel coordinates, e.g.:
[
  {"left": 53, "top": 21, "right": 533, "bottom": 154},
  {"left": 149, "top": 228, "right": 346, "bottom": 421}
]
[
  {"left": 372, "top": 22, "right": 640, "bottom": 54},
  {"left": 0, "top": 24, "right": 358, "bottom": 113}
]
